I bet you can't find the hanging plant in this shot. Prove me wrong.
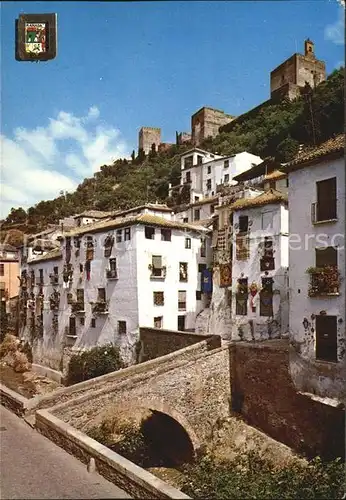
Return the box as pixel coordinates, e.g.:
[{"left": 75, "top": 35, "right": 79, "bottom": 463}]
[{"left": 248, "top": 282, "right": 259, "bottom": 296}]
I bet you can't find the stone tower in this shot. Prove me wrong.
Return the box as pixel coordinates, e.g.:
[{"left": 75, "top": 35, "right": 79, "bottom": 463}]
[
  {"left": 270, "top": 39, "right": 326, "bottom": 101},
  {"left": 191, "top": 107, "right": 234, "bottom": 146},
  {"left": 138, "top": 127, "right": 161, "bottom": 155}
]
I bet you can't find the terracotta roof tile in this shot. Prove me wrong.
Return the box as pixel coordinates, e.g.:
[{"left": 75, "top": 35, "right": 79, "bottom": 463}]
[
  {"left": 264, "top": 170, "right": 287, "bottom": 181},
  {"left": 285, "top": 135, "right": 344, "bottom": 171},
  {"left": 228, "top": 188, "right": 288, "bottom": 211},
  {"left": 62, "top": 213, "right": 208, "bottom": 238},
  {"left": 28, "top": 248, "right": 62, "bottom": 264}
]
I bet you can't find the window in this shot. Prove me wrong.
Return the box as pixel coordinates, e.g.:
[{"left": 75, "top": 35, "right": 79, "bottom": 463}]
[
  {"left": 269, "top": 181, "right": 276, "bottom": 190},
  {"left": 39, "top": 269, "right": 44, "bottom": 284},
  {"left": 238, "top": 215, "right": 249, "bottom": 233},
  {"left": 109, "top": 258, "right": 117, "bottom": 271},
  {"left": 178, "top": 315, "right": 185, "bottom": 331},
  {"left": 104, "top": 235, "right": 114, "bottom": 257},
  {"left": 224, "top": 160, "right": 229, "bottom": 168},
  {"left": 73, "top": 237, "right": 81, "bottom": 249},
  {"left": 198, "top": 263, "right": 207, "bottom": 273},
  {"left": 262, "top": 211, "right": 273, "bottom": 230},
  {"left": 53, "top": 266, "right": 58, "bottom": 275},
  {"left": 224, "top": 174, "right": 229, "bottom": 184},
  {"left": 154, "top": 316, "right": 163, "bottom": 328},
  {"left": 124, "top": 227, "right": 131, "bottom": 240},
  {"left": 86, "top": 236, "right": 94, "bottom": 248},
  {"left": 183, "top": 217, "right": 188, "bottom": 223},
  {"left": 0, "top": 264, "right": 4, "bottom": 277},
  {"left": 186, "top": 171, "right": 191, "bottom": 183},
  {"left": 185, "top": 238, "right": 191, "bottom": 249},
  {"left": 184, "top": 156, "right": 193, "bottom": 169},
  {"left": 315, "top": 246, "right": 337, "bottom": 268},
  {"left": 236, "top": 235, "right": 250, "bottom": 260},
  {"left": 79, "top": 316, "right": 85, "bottom": 326},
  {"left": 116, "top": 229, "right": 122, "bottom": 243},
  {"left": 197, "top": 155, "right": 203, "bottom": 165},
  {"left": 194, "top": 196, "right": 200, "bottom": 202},
  {"left": 91, "top": 318, "right": 96, "bottom": 328},
  {"left": 161, "top": 229, "right": 171, "bottom": 242},
  {"left": 179, "top": 262, "right": 188, "bottom": 282},
  {"left": 153, "top": 291, "right": 164, "bottom": 306},
  {"left": 260, "top": 237, "right": 275, "bottom": 271},
  {"left": 200, "top": 238, "right": 206, "bottom": 257},
  {"left": 236, "top": 278, "right": 248, "bottom": 316},
  {"left": 178, "top": 291, "right": 187, "bottom": 311},
  {"left": 206, "top": 179, "right": 212, "bottom": 190},
  {"left": 76, "top": 289, "right": 84, "bottom": 304},
  {"left": 196, "top": 291, "right": 202, "bottom": 300},
  {"left": 97, "top": 288, "right": 106, "bottom": 302},
  {"left": 316, "top": 177, "right": 337, "bottom": 221},
  {"left": 69, "top": 316, "right": 76, "bottom": 335},
  {"left": 145, "top": 226, "right": 155, "bottom": 239},
  {"left": 315, "top": 315, "right": 337, "bottom": 362},
  {"left": 118, "top": 321, "right": 127, "bottom": 334},
  {"left": 194, "top": 209, "right": 200, "bottom": 221},
  {"left": 260, "top": 278, "right": 273, "bottom": 317},
  {"left": 286, "top": 178, "right": 289, "bottom": 188},
  {"left": 151, "top": 255, "right": 164, "bottom": 277},
  {"left": 210, "top": 205, "right": 215, "bottom": 214},
  {"left": 207, "top": 166, "right": 211, "bottom": 174}
]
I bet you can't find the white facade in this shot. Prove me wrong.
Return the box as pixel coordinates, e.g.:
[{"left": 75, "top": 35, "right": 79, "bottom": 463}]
[
  {"left": 113, "top": 204, "right": 174, "bottom": 222},
  {"left": 180, "top": 149, "right": 262, "bottom": 203},
  {"left": 231, "top": 201, "right": 289, "bottom": 341},
  {"left": 287, "top": 155, "right": 345, "bottom": 400},
  {"left": 19, "top": 214, "right": 211, "bottom": 372},
  {"left": 174, "top": 197, "right": 218, "bottom": 225}
]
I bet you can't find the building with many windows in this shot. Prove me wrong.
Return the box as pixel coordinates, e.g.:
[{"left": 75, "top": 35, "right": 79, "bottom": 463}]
[
  {"left": 284, "top": 134, "right": 345, "bottom": 401},
  {"left": 18, "top": 209, "right": 211, "bottom": 372}
]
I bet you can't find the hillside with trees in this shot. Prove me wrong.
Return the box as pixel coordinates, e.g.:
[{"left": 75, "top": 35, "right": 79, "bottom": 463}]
[{"left": 1, "top": 67, "right": 344, "bottom": 241}]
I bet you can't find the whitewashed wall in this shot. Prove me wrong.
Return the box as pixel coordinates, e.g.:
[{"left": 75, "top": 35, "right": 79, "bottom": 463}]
[
  {"left": 231, "top": 202, "right": 289, "bottom": 341},
  {"left": 288, "top": 156, "right": 345, "bottom": 399}
]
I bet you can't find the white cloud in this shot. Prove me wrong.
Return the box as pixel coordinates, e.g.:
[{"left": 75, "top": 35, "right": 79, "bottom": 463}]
[
  {"left": 325, "top": 3, "right": 345, "bottom": 45},
  {"left": 0, "top": 106, "right": 129, "bottom": 218}
]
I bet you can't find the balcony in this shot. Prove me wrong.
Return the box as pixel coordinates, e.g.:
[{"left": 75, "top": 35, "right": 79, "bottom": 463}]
[
  {"left": 149, "top": 265, "right": 166, "bottom": 281},
  {"left": 106, "top": 269, "right": 118, "bottom": 280},
  {"left": 49, "top": 274, "right": 59, "bottom": 286},
  {"left": 71, "top": 301, "right": 85, "bottom": 313},
  {"left": 307, "top": 266, "right": 340, "bottom": 297},
  {"left": 311, "top": 202, "right": 337, "bottom": 225},
  {"left": 91, "top": 301, "right": 109, "bottom": 314}
]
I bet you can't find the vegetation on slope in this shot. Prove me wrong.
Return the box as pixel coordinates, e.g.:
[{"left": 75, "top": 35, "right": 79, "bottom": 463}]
[{"left": 1, "top": 67, "right": 343, "bottom": 239}]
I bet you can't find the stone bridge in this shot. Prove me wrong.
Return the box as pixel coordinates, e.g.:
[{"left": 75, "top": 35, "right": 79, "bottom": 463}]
[{"left": 31, "top": 334, "right": 230, "bottom": 456}]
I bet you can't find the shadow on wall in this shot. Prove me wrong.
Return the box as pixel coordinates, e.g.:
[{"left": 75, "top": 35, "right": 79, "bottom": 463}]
[{"left": 228, "top": 340, "right": 345, "bottom": 461}]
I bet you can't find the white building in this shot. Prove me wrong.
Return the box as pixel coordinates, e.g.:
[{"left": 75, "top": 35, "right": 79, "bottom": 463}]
[
  {"left": 174, "top": 196, "right": 219, "bottom": 225},
  {"left": 179, "top": 148, "right": 262, "bottom": 203},
  {"left": 285, "top": 135, "right": 345, "bottom": 401},
  {"left": 229, "top": 189, "right": 289, "bottom": 341},
  {"left": 73, "top": 210, "right": 115, "bottom": 227},
  {"left": 19, "top": 212, "right": 211, "bottom": 372}
]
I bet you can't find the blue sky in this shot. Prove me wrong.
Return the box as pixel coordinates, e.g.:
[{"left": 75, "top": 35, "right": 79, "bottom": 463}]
[{"left": 1, "top": 0, "right": 344, "bottom": 217}]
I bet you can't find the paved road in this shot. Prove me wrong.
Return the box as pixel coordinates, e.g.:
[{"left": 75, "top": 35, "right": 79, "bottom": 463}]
[{"left": 0, "top": 405, "right": 131, "bottom": 499}]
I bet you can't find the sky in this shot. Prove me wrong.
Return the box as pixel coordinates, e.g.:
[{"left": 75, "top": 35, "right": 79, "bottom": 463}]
[{"left": 0, "top": 0, "right": 344, "bottom": 219}]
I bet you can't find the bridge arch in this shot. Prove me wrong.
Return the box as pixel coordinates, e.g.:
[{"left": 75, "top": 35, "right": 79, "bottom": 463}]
[{"left": 109, "top": 398, "right": 200, "bottom": 464}]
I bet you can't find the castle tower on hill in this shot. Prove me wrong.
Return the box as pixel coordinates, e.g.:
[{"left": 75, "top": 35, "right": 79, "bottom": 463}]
[
  {"left": 138, "top": 127, "right": 161, "bottom": 155},
  {"left": 270, "top": 39, "right": 326, "bottom": 101}
]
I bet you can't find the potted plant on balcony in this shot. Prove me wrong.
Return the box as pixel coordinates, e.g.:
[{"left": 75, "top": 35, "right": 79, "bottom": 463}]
[{"left": 306, "top": 265, "right": 340, "bottom": 296}]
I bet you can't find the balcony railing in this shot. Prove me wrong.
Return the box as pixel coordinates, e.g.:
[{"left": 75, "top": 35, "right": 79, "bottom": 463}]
[
  {"left": 71, "top": 301, "right": 85, "bottom": 313},
  {"left": 311, "top": 202, "right": 337, "bottom": 224},
  {"left": 91, "top": 301, "right": 109, "bottom": 314},
  {"left": 49, "top": 274, "right": 59, "bottom": 286},
  {"left": 307, "top": 266, "right": 340, "bottom": 297},
  {"left": 106, "top": 269, "right": 118, "bottom": 280}
]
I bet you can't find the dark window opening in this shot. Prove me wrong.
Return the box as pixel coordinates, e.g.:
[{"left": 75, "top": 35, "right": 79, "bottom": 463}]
[
  {"left": 207, "top": 166, "right": 211, "bottom": 174},
  {"left": 153, "top": 291, "right": 164, "bottom": 306},
  {"left": 315, "top": 247, "right": 337, "bottom": 268},
  {"left": 116, "top": 229, "right": 122, "bottom": 243},
  {"left": 236, "top": 278, "right": 248, "bottom": 316},
  {"left": 124, "top": 227, "right": 131, "bottom": 240},
  {"left": 118, "top": 321, "right": 126, "bottom": 334},
  {"left": 69, "top": 316, "right": 76, "bottom": 335},
  {"left": 97, "top": 288, "right": 106, "bottom": 302},
  {"left": 178, "top": 315, "right": 185, "bottom": 331},
  {"left": 194, "top": 209, "right": 200, "bottom": 221},
  {"left": 185, "top": 238, "right": 191, "bottom": 249},
  {"left": 198, "top": 263, "right": 207, "bottom": 273},
  {"left": 161, "top": 229, "right": 171, "bottom": 242},
  {"left": 316, "top": 315, "right": 337, "bottom": 362},
  {"left": 260, "top": 278, "right": 273, "bottom": 317},
  {"left": 186, "top": 171, "right": 191, "bottom": 183},
  {"left": 196, "top": 291, "right": 202, "bottom": 300},
  {"left": 91, "top": 318, "right": 96, "bottom": 328},
  {"left": 145, "top": 226, "right": 155, "bottom": 239},
  {"left": 316, "top": 177, "right": 337, "bottom": 221},
  {"left": 224, "top": 160, "right": 229, "bottom": 168},
  {"left": 152, "top": 255, "right": 164, "bottom": 277},
  {"left": 238, "top": 215, "right": 249, "bottom": 233},
  {"left": 154, "top": 316, "right": 163, "bottom": 328},
  {"left": 206, "top": 179, "right": 212, "bottom": 190},
  {"left": 179, "top": 262, "right": 188, "bottom": 282}
]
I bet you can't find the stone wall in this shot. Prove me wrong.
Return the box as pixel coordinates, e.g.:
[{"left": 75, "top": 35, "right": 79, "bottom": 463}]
[
  {"left": 138, "top": 327, "right": 214, "bottom": 361},
  {"left": 46, "top": 342, "right": 230, "bottom": 449},
  {"left": 230, "top": 340, "right": 345, "bottom": 460}
]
